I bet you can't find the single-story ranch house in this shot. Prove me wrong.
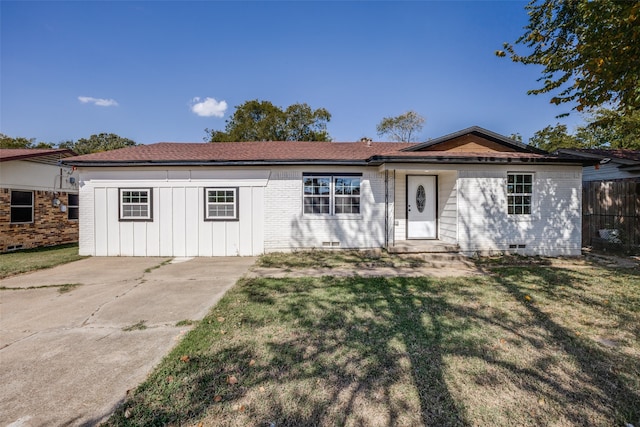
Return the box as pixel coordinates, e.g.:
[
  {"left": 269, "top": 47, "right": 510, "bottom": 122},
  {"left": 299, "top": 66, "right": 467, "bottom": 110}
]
[{"left": 64, "top": 126, "right": 589, "bottom": 257}]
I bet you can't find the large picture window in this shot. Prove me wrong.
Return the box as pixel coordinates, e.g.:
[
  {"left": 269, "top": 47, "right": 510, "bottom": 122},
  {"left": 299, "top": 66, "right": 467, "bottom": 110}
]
[
  {"left": 303, "top": 174, "right": 361, "bottom": 215},
  {"left": 68, "top": 193, "right": 79, "bottom": 220},
  {"left": 205, "top": 188, "right": 238, "bottom": 220},
  {"left": 119, "top": 188, "right": 152, "bottom": 221},
  {"left": 507, "top": 173, "right": 533, "bottom": 215},
  {"left": 10, "top": 190, "right": 34, "bottom": 223}
]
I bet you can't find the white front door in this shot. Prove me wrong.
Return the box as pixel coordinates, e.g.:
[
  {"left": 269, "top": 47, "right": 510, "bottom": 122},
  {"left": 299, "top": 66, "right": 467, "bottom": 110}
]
[{"left": 407, "top": 175, "right": 437, "bottom": 239}]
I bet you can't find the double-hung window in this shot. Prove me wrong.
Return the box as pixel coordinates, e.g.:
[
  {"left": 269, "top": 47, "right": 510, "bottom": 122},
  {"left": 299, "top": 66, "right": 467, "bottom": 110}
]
[
  {"left": 303, "top": 174, "right": 361, "bottom": 215},
  {"left": 205, "top": 188, "right": 238, "bottom": 220},
  {"left": 119, "top": 188, "right": 152, "bottom": 221},
  {"left": 507, "top": 173, "right": 533, "bottom": 215},
  {"left": 68, "top": 194, "right": 79, "bottom": 220},
  {"left": 10, "top": 190, "right": 34, "bottom": 223}
]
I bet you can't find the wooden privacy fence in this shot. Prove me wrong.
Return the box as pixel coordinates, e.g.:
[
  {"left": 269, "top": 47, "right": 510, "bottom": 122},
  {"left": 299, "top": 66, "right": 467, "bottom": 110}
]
[{"left": 582, "top": 180, "right": 640, "bottom": 249}]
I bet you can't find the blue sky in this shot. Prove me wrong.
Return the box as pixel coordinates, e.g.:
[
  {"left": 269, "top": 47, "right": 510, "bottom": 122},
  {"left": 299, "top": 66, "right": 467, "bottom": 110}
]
[{"left": 1, "top": 1, "right": 583, "bottom": 145}]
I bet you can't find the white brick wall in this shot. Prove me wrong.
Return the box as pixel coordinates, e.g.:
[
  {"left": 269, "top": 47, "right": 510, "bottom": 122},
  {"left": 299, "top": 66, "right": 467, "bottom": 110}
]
[
  {"left": 392, "top": 165, "right": 582, "bottom": 256},
  {"left": 456, "top": 166, "right": 582, "bottom": 256},
  {"left": 264, "top": 167, "right": 388, "bottom": 251}
]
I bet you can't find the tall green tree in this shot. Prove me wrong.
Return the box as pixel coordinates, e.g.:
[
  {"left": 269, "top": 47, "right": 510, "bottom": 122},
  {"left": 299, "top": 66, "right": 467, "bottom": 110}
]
[
  {"left": 376, "top": 110, "right": 425, "bottom": 142},
  {"left": 0, "top": 134, "right": 53, "bottom": 149},
  {"left": 58, "top": 133, "right": 137, "bottom": 154},
  {"left": 497, "top": 0, "right": 640, "bottom": 113},
  {"left": 205, "top": 100, "right": 331, "bottom": 142},
  {"left": 528, "top": 124, "right": 585, "bottom": 152},
  {"left": 584, "top": 108, "right": 640, "bottom": 149},
  {"left": 529, "top": 108, "right": 640, "bottom": 152},
  {"left": 283, "top": 103, "right": 331, "bottom": 142}
]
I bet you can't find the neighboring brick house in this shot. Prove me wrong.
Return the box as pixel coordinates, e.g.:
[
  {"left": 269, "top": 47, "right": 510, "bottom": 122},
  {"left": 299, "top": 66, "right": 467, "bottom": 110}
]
[
  {"left": 0, "top": 148, "right": 79, "bottom": 252},
  {"left": 65, "top": 126, "right": 591, "bottom": 257}
]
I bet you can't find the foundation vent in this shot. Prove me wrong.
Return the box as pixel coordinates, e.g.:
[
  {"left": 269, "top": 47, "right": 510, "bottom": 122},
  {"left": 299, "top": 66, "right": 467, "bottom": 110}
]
[{"left": 321, "top": 241, "right": 341, "bottom": 248}]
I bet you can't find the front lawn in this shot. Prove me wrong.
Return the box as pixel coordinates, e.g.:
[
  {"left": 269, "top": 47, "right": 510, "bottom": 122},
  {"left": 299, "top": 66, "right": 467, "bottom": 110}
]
[
  {"left": 107, "top": 261, "right": 640, "bottom": 426},
  {"left": 0, "top": 243, "right": 85, "bottom": 279}
]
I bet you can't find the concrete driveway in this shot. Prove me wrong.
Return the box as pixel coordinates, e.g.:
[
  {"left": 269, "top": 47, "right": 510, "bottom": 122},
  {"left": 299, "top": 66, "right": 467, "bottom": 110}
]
[{"left": 0, "top": 256, "right": 255, "bottom": 427}]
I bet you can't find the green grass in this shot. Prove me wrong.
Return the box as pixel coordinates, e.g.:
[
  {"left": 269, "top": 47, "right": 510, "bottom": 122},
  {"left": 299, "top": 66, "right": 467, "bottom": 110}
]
[
  {"left": 0, "top": 243, "right": 85, "bottom": 279},
  {"left": 176, "top": 319, "right": 197, "bottom": 327},
  {"left": 57, "top": 283, "right": 82, "bottom": 294},
  {"left": 258, "top": 249, "right": 425, "bottom": 269},
  {"left": 105, "top": 261, "right": 640, "bottom": 427},
  {"left": 145, "top": 259, "right": 172, "bottom": 273}
]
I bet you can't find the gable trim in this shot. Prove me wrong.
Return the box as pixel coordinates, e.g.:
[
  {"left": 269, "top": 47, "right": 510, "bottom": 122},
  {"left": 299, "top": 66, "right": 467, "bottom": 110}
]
[{"left": 401, "top": 126, "right": 547, "bottom": 154}]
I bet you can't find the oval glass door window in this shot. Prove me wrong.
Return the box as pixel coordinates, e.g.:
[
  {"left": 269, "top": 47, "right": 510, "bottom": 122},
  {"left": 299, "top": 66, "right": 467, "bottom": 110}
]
[{"left": 416, "top": 185, "right": 426, "bottom": 213}]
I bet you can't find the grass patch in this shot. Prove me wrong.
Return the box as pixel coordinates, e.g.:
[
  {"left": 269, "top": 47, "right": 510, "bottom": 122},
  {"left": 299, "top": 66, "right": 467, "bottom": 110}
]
[
  {"left": 58, "top": 283, "right": 82, "bottom": 294},
  {"left": 258, "top": 249, "right": 424, "bottom": 269},
  {"left": 0, "top": 243, "right": 85, "bottom": 279},
  {"left": 144, "top": 259, "right": 172, "bottom": 274},
  {"left": 122, "top": 321, "right": 147, "bottom": 332},
  {"left": 176, "top": 319, "right": 197, "bottom": 327},
  {"left": 0, "top": 283, "right": 83, "bottom": 293},
  {"left": 106, "top": 264, "right": 640, "bottom": 427}
]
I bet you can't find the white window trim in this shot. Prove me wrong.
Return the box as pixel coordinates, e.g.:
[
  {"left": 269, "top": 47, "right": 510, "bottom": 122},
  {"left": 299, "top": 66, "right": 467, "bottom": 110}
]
[
  {"left": 119, "top": 188, "right": 153, "bottom": 221},
  {"left": 10, "top": 190, "right": 34, "bottom": 224},
  {"left": 204, "top": 187, "right": 239, "bottom": 221},
  {"left": 506, "top": 172, "right": 534, "bottom": 216},
  {"left": 302, "top": 174, "right": 362, "bottom": 216}
]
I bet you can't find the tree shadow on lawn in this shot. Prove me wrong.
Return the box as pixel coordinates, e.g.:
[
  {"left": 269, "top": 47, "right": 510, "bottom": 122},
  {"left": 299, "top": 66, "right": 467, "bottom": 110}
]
[
  {"left": 488, "top": 266, "right": 640, "bottom": 426},
  {"left": 109, "top": 268, "right": 639, "bottom": 426}
]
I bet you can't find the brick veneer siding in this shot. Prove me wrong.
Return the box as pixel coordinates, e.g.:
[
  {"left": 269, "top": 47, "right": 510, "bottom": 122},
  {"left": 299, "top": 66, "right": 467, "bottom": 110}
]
[{"left": 0, "top": 188, "right": 79, "bottom": 252}]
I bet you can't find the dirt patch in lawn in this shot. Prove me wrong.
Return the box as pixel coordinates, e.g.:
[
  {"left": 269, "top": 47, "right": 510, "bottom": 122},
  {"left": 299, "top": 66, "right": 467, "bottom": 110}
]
[{"left": 251, "top": 250, "right": 483, "bottom": 278}]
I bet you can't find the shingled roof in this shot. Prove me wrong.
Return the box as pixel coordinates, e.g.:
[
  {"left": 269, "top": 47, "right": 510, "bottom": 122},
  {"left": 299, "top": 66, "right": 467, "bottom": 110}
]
[
  {"left": 557, "top": 148, "right": 640, "bottom": 163},
  {"left": 64, "top": 140, "right": 588, "bottom": 167},
  {"left": 64, "top": 141, "right": 416, "bottom": 165}
]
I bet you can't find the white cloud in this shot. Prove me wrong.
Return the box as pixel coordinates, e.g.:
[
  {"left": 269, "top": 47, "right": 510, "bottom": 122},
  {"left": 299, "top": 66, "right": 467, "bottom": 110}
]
[
  {"left": 190, "top": 97, "right": 227, "bottom": 117},
  {"left": 78, "top": 96, "right": 119, "bottom": 107}
]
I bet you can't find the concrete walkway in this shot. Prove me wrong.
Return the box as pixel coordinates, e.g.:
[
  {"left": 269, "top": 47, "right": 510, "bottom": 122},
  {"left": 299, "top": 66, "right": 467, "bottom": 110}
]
[{"left": 0, "top": 256, "right": 255, "bottom": 427}]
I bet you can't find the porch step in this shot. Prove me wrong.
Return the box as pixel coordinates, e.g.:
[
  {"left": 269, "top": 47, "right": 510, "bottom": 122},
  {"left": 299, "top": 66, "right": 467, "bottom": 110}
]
[{"left": 388, "top": 241, "right": 461, "bottom": 254}]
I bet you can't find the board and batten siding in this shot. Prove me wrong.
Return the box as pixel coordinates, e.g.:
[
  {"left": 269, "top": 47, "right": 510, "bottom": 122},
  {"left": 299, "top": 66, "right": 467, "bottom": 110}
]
[
  {"left": 456, "top": 165, "right": 582, "bottom": 256},
  {"left": 78, "top": 168, "right": 268, "bottom": 256},
  {"left": 263, "top": 167, "right": 387, "bottom": 251}
]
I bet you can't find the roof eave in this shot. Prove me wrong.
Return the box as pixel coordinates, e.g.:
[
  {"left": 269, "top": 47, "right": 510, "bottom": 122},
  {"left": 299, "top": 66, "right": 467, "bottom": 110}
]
[
  {"left": 63, "top": 159, "right": 372, "bottom": 167},
  {"left": 556, "top": 149, "right": 640, "bottom": 166},
  {"left": 0, "top": 149, "right": 76, "bottom": 163},
  {"left": 368, "top": 155, "right": 589, "bottom": 166}
]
